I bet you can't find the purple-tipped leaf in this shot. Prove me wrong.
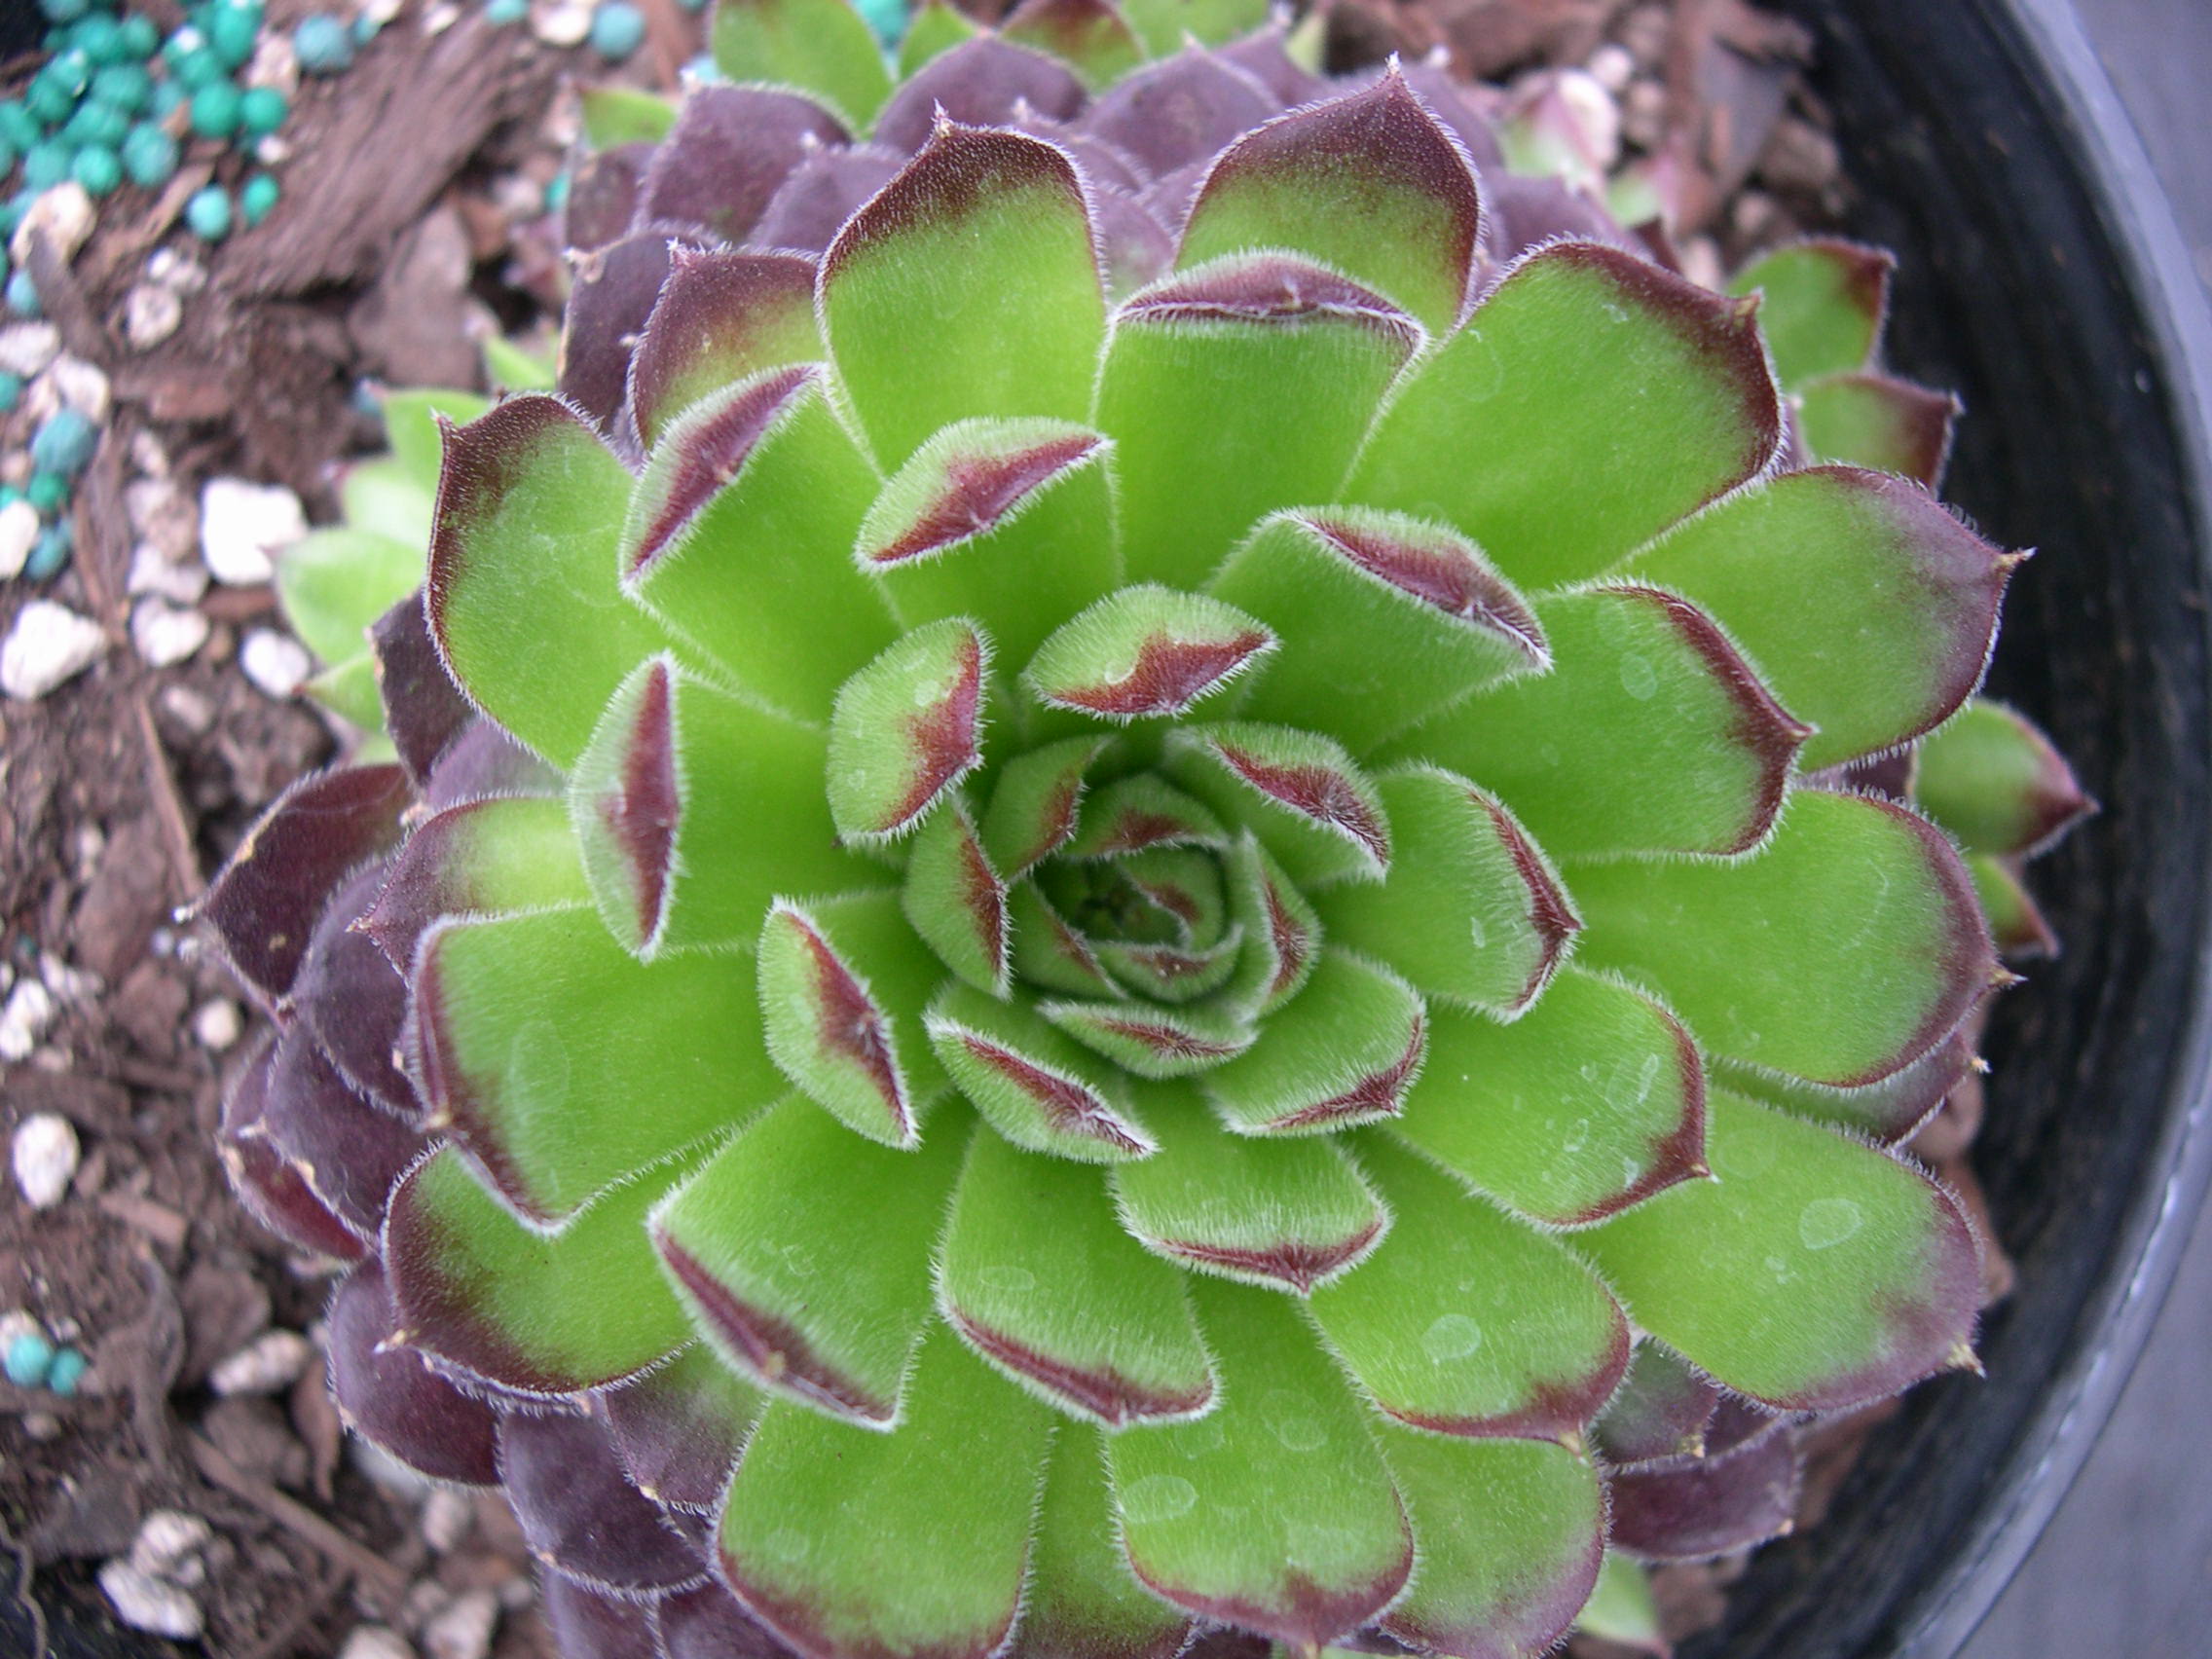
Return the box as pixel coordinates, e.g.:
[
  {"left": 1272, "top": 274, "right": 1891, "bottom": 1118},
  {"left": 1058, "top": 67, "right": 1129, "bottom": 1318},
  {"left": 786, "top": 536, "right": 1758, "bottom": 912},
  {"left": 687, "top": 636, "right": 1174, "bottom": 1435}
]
[
  {"left": 1002, "top": 0, "right": 1144, "bottom": 88},
  {"left": 627, "top": 250, "right": 823, "bottom": 450},
  {"left": 1205, "top": 950, "right": 1426, "bottom": 1134},
  {"left": 600, "top": 1345, "right": 762, "bottom": 1515},
  {"left": 826, "top": 619, "right": 988, "bottom": 842},
  {"left": 1165, "top": 721, "right": 1392, "bottom": 887},
  {"left": 370, "top": 591, "right": 472, "bottom": 786},
  {"left": 359, "top": 793, "right": 586, "bottom": 973},
  {"left": 326, "top": 1262, "right": 499, "bottom": 1486},
  {"left": 869, "top": 36, "right": 1088, "bottom": 154},
  {"left": 1608, "top": 1428, "right": 1802, "bottom": 1562},
  {"left": 219, "top": 1039, "right": 374, "bottom": 1261},
  {"left": 901, "top": 797, "right": 1011, "bottom": 996},
  {"left": 928, "top": 983, "right": 1154, "bottom": 1161},
  {"left": 978, "top": 736, "right": 1108, "bottom": 878},
  {"left": 1595, "top": 1343, "right": 1724, "bottom": 1470},
  {"left": 633, "top": 87, "right": 848, "bottom": 247},
  {"left": 1796, "top": 372, "right": 1959, "bottom": 488},
  {"left": 1081, "top": 48, "right": 1279, "bottom": 179},
  {"left": 1728, "top": 237, "right": 1893, "bottom": 388},
  {"left": 1025, "top": 585, "right": 1275, "bottom": 723},
  {"left": 1914, "top": 697, "right": 2093, "bottom": 858},
  {"left": 500, "top": 1408, "right": 711, "bottom": 1593},
  {"left": 560, "top": 231, "right": 682, "bottom": 437}
]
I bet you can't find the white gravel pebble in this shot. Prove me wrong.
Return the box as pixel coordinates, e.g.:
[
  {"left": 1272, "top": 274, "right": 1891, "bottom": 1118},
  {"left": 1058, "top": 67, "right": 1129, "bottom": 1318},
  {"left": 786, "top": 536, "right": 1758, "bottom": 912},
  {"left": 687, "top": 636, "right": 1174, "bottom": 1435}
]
[
  {"left": 1587, "top": 42, "right": 1636, "bottom": 93},
  {"left": 128, "top": 542, "right": 209, "bottom": 604},
  {"left": 0, "top": 498, "right": 39, "bottom": 580},
  {"left": 0, "top": 978, "right": 56, "bottom": 1063},
  {"left": 129, "top": 1510, "right": 213, "bottom": 1585},
  {"left": 421, "top": 1588, "right": 499, "bottom": 1659},
  {"left": 420, "top": 1488, "right": 474, "bottom": 1553},
  {"left": 127, "top": 477, "right": 200, "bottom": 562},
  {"left": 534, "top": 0, "right": 593, "bottom": 46},
  {"left": 130, "top": 599, "right": 210, "bottom": 669},
  {"left": 124, "top": 283, "right": 184, "bottom": 351},
  {"left": 0, "top": 1309, "right": 45, "bottom": 1349},
  {"left": 340, "top": 1627, "right": 418, "bottom": 1659},
  {"left": 145, "top": 249, "right": 209, "bottom": 295},
  {"left": 0, "top": 321, "right": 60, "bottom": 378},
  {"left": 246, "top": 32, "right": 302, "bottom": 95},
  {"left": 10, "top": 184, "right": 94, "bottom": 266},
  {"left": 11, "top": 1113, "right": 80, "bottom": 1209},
  {"left": 97, "top": 1561, "right": 203, "bottom": 1640},
  {"left": 240, "top": 627, "right": 313, "bottom": 697},
  {"left": 50, "top": 354, "right": 110, "bottom": 422},
  {"left": 209, "top": 1328, "right": 315, "bottom": 1396},
  {"left": 192, "top": 998, "right": 243, "bottom": 1052},
  {"left": 201, "top": 477, "right": 305, "bottom": 585},
  {"left": 2, "top": 602, "right": 106, "bottom": 702}
]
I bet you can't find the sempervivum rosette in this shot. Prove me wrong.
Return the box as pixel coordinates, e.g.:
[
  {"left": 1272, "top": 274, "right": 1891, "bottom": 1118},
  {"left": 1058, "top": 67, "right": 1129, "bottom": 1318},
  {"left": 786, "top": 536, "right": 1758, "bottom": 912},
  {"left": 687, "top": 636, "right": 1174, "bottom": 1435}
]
[{"left": 202, "top": 3, "right": 2090, "bottom": 1657}]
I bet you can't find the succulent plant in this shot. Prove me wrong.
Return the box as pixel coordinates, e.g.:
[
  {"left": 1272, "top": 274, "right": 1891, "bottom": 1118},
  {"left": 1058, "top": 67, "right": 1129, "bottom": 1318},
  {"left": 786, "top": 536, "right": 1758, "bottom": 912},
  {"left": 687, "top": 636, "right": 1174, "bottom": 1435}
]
[{"left": 205, "top": 3, "right": 2090, "bottom": 1658}]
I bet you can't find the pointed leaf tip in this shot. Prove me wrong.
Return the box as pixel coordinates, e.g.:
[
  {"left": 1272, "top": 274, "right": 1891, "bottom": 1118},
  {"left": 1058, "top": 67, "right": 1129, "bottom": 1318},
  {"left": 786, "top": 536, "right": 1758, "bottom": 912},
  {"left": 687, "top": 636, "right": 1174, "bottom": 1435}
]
[
  {"left": 1025, "top": 586, "right": 1276, "bottom": 721},
  {"left": 1179, "top": 66, "right": 1484, "bottom": 333},
  {"left": 827, "top": 619, "right": 989, "bottom": 841},
  {"left": 759, "top": 902, "right": 915, "bottom": 1148},
  {"left": 623, "top": 364, "right": 818, "bottom": 582}
]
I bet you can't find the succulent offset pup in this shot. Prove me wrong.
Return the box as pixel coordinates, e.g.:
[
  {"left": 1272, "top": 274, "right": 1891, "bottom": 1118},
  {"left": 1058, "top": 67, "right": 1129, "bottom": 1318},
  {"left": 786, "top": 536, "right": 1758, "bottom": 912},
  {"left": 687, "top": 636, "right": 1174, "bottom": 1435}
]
[{"left": 203, "top": 1, "right": 2092, "bottom": 1656}]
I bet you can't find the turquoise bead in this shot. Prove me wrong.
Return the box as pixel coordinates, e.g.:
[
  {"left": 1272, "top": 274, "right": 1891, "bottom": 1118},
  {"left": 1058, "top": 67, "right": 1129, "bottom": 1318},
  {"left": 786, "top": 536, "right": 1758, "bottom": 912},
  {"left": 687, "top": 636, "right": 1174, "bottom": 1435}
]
[
  {"left": 91, "top": 63, "right": 152, "bottom": 115},
  {"left": 170, "top": 45, "right": 225, "bottom": 91},
  {"left": 32, "top": 410, "right": 99, "bottom": 479},
  {"left": 119, "top": 15, "right": 160, "bottom": 60},
  {"left": 150, "top": 80, "right": 185, "bottom": 120},
  {"left": 26, "top": 473, "right": 68, "bottom": 514},
  {"left": 185, "top": 183, "right": 232, "bottom": 240},
  {"left": 25, "top": 523, "right": 73, "bottom": 581},
  {"left": 207, "top": 4, "right": 261, "bottom": 69},
  {"left": 45, "top": 1348, "right": 87, "bottom": 1397},
  {"left": 485, "top": 0, "right": 528, "bottom": 23},
  {"left": 240, "top": 170, "right": 278, "bottom": 225},
  {"left": 70, "top": 14, "right": 126, "bottom": 65},
  {"left": 39, "top": 0, "right": 91, "bottom": 25},
  {"left": 190, "top": 79, "right": 243, "bottom": 138},
  {"left": 23, "top": 141, "right": 74, "bottom": 192},
  {"left": 5, "top": 272, "right": 39, "bottom": 318},
  {"left": 122, "top": 123, "right": 178, "bottom": 188},
  {"left": 0, "top": 375, "right": 22, "bottom": 414},
  {"left": 590, "top": 1, "right": 646, "bottom": 61},
  {"left": 0, "top": 102, "right": 38, "bottom": 151},
  {"left": 293, "top": 15, "right": 354, "bottom": 73},
  {"left": 62, "top": 97, "right": 128, "bottom": 148},
  {"left": 239, "top": 85, "right": 285, "bottom": 138},
  {"left": 71, "top": 144, "right": 122, "bottom": 197},
  {"left": 3, "top": 1333, "right": 54, "bottom": 1389}
]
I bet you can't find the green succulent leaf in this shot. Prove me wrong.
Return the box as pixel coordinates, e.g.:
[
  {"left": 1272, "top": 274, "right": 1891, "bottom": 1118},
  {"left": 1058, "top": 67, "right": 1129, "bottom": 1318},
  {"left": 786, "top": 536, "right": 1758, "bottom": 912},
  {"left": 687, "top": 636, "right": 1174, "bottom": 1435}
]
[
  {"left": 930, "top": 981, "right": 1154, "bottom": 1159},
  {"left": 1313, "top": 767, "right": 1577, "bottom": 1013},
  {"left": 1622, "top": 466, "right": 2015, "bottom": 770},
  {"left": 1391, "top": 584, "right": 1810, "bottom": 860},
  {"left": 579, "top": 85, "right": 679, "bottom": 148},
  {"left": 342, "top": 455, "right": 436, "bottom": 549},
  {"left": 1099, "top": 254, "right": 1421, "bottom": 589},
  {"left": 1219, "top": 830, "right": 1322, "bottom": 1015},
  {"left": 622, "top": 366, "right": 895, "bottom": 724},
  {"left": 1106, "top": 1275, "right": 1413, "bottom": 1648},
  {"left": 1013, "top": 1423, "right": 1194, "bottom": 1659},
  {"left": 718, "top": 1320, "right": 1051, "bottom": 1659},
  {"left": 1914, "top": 697, "right": 2091, "bottom": 856},
  {"left": 359, "top": 794, "right": 587, "bottom": 971},
  {"left": 1377, "top": 1430, "right": 1604, "bottom": 1659},
  {"left": 1002, "top": 0, "right": 1145, "bottom": 88},
  {"left": 427, "top": 397, "right": 682, "bottom": 769},
  {"left": 1063, "top": 773, "right": 1232, "bottom": 858},
  {"left": 1165, "top": 721, "right": 1391, "bottom": 886},
  {"left": 824, "top": 125, "right": 1105, "bottom": 469},
  {"left": 940, "top": 1125, "right": 1212, "bottom": 1421},
  {"left": 1118, "top": 0, "right": 1268, "bottom": 54},
  {"left": 827, "top": 618, "right": 990, "bottom": 842},
  {"left": 570, "top": 657, "right": 870, "bottom": 956},
  {"left": 277, "top": 529, "right": 424, "bottom": 669},
  {"left": 1310, "top": 1134, "right": 1630, "bottom": 1439},
  {"left": 759, "top": 894, "right": 942, "bottom": 1149},
  {"left": 1112, "top": 1096, "right": 1386, "bottom": 1290},
  {"left": 903, "top": 796, "right": 1012, "bottom": 995},
  {"left": 1796, "top": 372, "right": 1958, "bottom": 488},
  {"left": 1392, "top": 967, "right": 1708, "bottom": 1227},
  {"left": 409, "top": 905, "right": 781, "bottom": 1221},
  {"left": 1727, "top": 238, "right": 1892, "bottom": 388},
  {"left": 1177, "top": 66, "right": 1483, "bottom": 334},
  {"left": 859, "top": 419, "right": 1120, "bottom": 670},
  {"left": 1008, "top": 880, "right": 1125, "bottom": 999},
  {"left": 1205, "top": 949, "right": 1425, "bottom": 1133},
  {"left": 1212, "top": 508, "right": 1546, "bottom": 753},
  {"left": 304, "top": 655, "right": 387, "bottom": 732},
  {"left": 1574, "top": 1554, "right": 1665, "bottom": 1653},
  {"left": 1042, "top": 997, "right": 1256, "bottom": 1079},
  {"left": 1350, "top": 241, "right": 1781, "bottom": 591},
  {"left": 1716, "top": 1027, "right": 1973, "bottom": 1144},
  {"left": 1968, "top": 853, "right": 2059, "bottom": 958},
  {"left": 385, "top": 1145, "right": 697, "bottom": 1395},
  {"left": 1025, "top": 586, "right": 1276, "bottom": 722},
  {"left": 897, "top": 0, "right": 977, "bottom": 74},
  {"left": 629, "top": 251, "right": 825, "bottom": 452},
  {"left": 1581, "top": 1088, "right": 1983, "bottom": 1410},
  {"left": 1572, "top": 788, "right": 1996, "bottom": 1086},
  {"left": 980, "top": 736, "right": 1110, "bottom": 877},
  {"left": 651, "top": 1095, "right": 964, "bottom": 1424},
  {"left": 710, "top": 0, "right": 894, "bottom": 130}
]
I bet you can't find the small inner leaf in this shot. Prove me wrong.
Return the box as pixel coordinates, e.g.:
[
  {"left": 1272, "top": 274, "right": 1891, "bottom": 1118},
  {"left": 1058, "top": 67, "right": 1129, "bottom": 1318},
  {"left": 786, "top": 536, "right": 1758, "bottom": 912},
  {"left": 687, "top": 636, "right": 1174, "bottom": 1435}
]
[
  {"left": 1041, "top": 998, "right": 1256, "bottom": 1079},
  {"left": 929, "top": 983, "right": 1154, "bottom": 1161},
  {"left": 709, "top": 0, "right": 893, "bottom": 130},
  {"left": 1205, "top": 950, "right": 1427, "bottom": 1135},
  {"left": 1796, "top": 371, "right": 1959, "bottom": 488},
  {"left": 1728, "top": 237, "right": 1892, "bottom": 389},
  {"left": 628, "top": 248, "right": 824, "bottom": 453},
  {"left": 1024, "top": 585, "right": 1276, "bottom": 722},
  {"left": 903, "top": 797, "right": 1011, "bottom": 995},
  {"left": 1062, "top": 774, "right": 1231, "bottom": 859},
  {"left": 979, "top": 736, "right": 1109, "bottom": 878},
  {"left": 1913, "top": 697, "right": 2092, "bottom": 857},
  {"left": 828, "top": 619, "right": 990, "bottom": 842},
  {"left": 1218, "top": 830, "right": 1323, "bottom": 1016},
  {"left": 758, "top": 897, "right": 927, "bottom": 1149},
  {"left": 1166, "top": 721, "right": 1392, "bottom": 886}
]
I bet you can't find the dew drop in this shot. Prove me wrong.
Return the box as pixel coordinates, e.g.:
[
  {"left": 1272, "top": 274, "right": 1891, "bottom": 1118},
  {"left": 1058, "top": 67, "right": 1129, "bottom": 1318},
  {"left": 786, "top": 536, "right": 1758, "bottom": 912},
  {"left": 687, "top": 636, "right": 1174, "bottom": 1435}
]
[
  {"left": 1799, "top": 1197, "right": 1864, "bottom": 1251},
  {"left": 976, "top": 1264, "right": 1037, "bottom": 1294},
  {"left": 1263, "top": 1388, "right": 1329, "bottom": 1452},
  {"left": 1177, "top": 1414, "right": 1226, "bottom": 1457},
  {"left": 1422, "top": 1313, "right": 1485, "bottom": 1362},
  {"left": 1121, "top": 1473, "right": 1198, "bottom": 1524},
  {"left": 1618, "top": 653, "right": 1660, "bottom": 701}
]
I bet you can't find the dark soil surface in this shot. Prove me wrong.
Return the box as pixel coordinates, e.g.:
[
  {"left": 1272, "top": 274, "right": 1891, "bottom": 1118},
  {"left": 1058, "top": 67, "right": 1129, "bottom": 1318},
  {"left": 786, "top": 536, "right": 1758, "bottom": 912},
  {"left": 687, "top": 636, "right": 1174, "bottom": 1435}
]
[{"left": 0, "top": 3, "right": 1915, "bottom": 1656}]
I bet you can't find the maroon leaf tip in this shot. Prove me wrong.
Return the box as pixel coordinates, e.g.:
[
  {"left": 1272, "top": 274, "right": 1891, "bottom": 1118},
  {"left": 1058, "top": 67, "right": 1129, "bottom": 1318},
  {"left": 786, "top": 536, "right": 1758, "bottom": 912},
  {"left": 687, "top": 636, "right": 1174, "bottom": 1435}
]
[
  {"left": 1213, "top": 740, "right": 1392, "bottom": 868},
  {"left": 1121, "top": 254, "right": 1421, "bottom": 352},
  {"left": 1057, "top": 630, "right": 1276, "bottom": 719},
  {"left": 823, "top": 122, "right": 1090, "bottom": 288},
  {"left": 1132, "top": 1515, "right": 1415, "bottom": 1651},
  {"left": 772, "top": 905, "right": 910, "bottom": 1141},
  {"left": 1270, "top": 1012, "right": 1427, "bottom": 1132},
  {"left": 869, "top": 432, "right": 1105, "bottom": 566},
  {"left": 1161, "top": 1218, "right": 1388, "bottom": 1296},
  {"left": 950, "top": 1310, "right": 1208, "bottom": 1426},
  {"left": 1298, "top": 510, "right": 1547, "bottom": 657},
  {"left": 1481, "top": 792, "right": 1581, "bottom": 1013},
  {"left": 655, "top": 1235, "right": 895, "bottom": 1423},
  {"left": 627, "top": 365, "right": 818, "bottom": 580},
  {"left": 957, "top": 1035, "right": 1145, "bottom": 1155}
]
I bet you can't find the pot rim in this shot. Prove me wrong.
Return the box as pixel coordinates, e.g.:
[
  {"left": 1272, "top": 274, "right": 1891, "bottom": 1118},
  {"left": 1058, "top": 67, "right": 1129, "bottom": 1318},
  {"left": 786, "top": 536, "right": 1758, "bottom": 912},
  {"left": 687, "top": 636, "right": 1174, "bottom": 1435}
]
[{"left": 1895, "top": 2, "right": 2212, "bottom": 1653}]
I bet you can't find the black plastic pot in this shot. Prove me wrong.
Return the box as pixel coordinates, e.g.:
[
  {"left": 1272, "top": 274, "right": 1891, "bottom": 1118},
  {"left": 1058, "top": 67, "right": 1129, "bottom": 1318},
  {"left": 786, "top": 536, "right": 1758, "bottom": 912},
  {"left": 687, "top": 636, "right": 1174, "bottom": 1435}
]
[
  {"left": 10, "top": 4, "right": 2209, "bottom": 1657},
  {"left": 1692, "top": 0, "right": 2212, "bottom": 1655}
]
